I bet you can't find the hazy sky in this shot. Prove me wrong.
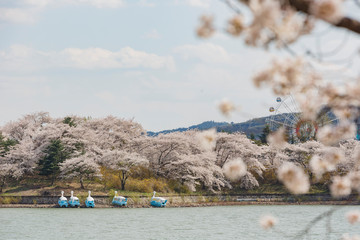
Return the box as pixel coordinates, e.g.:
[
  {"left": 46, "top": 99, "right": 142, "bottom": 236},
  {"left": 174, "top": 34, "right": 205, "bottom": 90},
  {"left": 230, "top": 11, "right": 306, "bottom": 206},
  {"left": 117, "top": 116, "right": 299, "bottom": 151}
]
[{"left": 1, "top": 0, "right": 359, "bottom": 131}]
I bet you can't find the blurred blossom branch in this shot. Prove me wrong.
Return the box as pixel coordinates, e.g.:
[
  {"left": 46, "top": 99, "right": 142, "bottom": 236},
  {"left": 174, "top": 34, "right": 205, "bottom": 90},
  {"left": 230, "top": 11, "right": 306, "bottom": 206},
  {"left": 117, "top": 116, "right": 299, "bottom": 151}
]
[{"left": 291, "top": 207, "right": 338, "bottom": 239}]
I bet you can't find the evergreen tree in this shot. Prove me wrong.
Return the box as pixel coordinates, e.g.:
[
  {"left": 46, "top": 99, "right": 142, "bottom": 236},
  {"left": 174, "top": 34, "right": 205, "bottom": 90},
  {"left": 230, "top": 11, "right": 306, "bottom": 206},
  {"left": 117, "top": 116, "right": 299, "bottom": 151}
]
[
  {"left": 258, "top": 125, "right": 271, "bottom": 144},
  {"left": 63, "top": 117, "right": 76, "bottom": 127},
  {"left": 38, "top": 139, "right": 69, "bottom": 185},
  {"left": 249, "top": 133, "right": 256, "bottom": 140},
  {"left": 0, "top": 133, "right": 17, "bottom": 157}
]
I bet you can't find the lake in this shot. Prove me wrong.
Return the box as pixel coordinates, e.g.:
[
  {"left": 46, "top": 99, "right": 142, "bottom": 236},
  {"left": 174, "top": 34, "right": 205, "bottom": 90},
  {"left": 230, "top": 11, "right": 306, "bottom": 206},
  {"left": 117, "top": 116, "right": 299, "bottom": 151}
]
[{"left": 0, "top": 205, "right": 359, "bottom": 239}]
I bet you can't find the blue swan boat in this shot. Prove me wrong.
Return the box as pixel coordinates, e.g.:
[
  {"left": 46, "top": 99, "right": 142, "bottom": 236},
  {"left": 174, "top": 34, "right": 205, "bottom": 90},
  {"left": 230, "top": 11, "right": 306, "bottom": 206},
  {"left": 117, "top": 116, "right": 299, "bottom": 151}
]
[
  {"left": 68, "top": 191, "right": 80, "bottom": 208},
  {"left": 58, "top": 191, "right": 68, "bottom": 208},
  {"left": 112, "top": 191, "right": 127, "bottom": 207},
  {"left": 150, "top": 191, "right": 167, "bottom": 207},
  {"left": 85, "top": 191, "right": 95, "bottom": 208}
]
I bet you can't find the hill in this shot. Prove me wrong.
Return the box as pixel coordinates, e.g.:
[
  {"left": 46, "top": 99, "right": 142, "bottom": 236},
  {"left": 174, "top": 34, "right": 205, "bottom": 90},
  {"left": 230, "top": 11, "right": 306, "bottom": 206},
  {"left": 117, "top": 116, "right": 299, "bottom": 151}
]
[
  {"left": 147, "top": 110, "right": 340, "bottom": 139},
  {"left": 147, "top": 121, "right": 230, "bottom": 136},
  {"left": 147, "top": 116, "right": 274, "bottom": 138}
]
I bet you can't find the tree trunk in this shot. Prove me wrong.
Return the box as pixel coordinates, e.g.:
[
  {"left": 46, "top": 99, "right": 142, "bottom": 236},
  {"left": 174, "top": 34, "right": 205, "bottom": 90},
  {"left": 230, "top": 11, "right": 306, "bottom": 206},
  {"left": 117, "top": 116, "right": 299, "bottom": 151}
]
[
  {"left": 120, "top": 171, "right": 127, "bottom": 191},
  {"left": 0, "top": 177, "right": 5, "bottom": 193},
  {"left": 80, "top": 176, "right": 84, "bottom": 189},
  {"left": 51, "top": 176, "right": 55, "bottom": 186}
]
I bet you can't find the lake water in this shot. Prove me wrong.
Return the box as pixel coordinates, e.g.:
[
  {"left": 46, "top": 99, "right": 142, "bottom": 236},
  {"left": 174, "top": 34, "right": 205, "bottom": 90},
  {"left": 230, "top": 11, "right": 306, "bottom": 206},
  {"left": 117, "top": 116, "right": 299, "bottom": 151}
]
[{"left": 0, "top": 205, "right": 359, "bottom": 240}]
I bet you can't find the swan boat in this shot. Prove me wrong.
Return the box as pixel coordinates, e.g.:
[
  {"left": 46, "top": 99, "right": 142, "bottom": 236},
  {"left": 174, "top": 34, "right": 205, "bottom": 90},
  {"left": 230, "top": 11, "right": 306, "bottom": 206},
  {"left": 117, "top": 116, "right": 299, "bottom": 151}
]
[
  {"left": 150, "top": 191, "right": 167, "bottom": 207},
  {"left": 85, "top": 191, "right": 95, "bottom": 208},
  {"left": 112, "top": 191, "right": 127, "bottom": 207},
  {"left": 58, "top": 191, "right": 68, "bottom": 208},
  {"left": 68, "top": 191, "right": 80, "bottom": 208}
]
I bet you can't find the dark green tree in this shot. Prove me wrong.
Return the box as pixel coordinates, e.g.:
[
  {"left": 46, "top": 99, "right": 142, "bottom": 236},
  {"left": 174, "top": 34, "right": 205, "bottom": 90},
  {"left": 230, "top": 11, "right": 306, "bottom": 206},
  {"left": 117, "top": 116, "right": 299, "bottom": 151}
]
[
  {"left": 38, "top": 139, "right": 70, "bottom": 185},
  {"left": 258, "top": 125, "right": 271, "bottom": 144},
  {"left": 63, "top": 117, "right": 76, "bottom": 127},
  {"left": 0, "top": 133, "right": 17, "bottom": 157},
  {"left": 249, "top": 133, "right": 256, "bottom": 140}
]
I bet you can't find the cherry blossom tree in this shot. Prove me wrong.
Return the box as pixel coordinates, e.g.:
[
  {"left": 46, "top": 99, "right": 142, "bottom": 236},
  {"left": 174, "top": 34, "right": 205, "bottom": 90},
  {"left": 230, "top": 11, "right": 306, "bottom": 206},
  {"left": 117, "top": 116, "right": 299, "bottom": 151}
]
[
  {"left": 80, "top": 116, "right": 146, "bottom": 153},
  {"left": 142, "top": 131, "right": 196, "bottom": 177},
  {"left": 215, "top": 132, "right": 266, "bottom": 188},
  {"left": 60, "top": 153, "right": 100, "bottom": 189},
  {"left": 0, "top": 163, "right": 18, "bottom": 193},
  {"left": 99, "top": 150, "right": 149, "bottom": 190},
  {"left": 164, "top": 152, "right": 228, "bottom": 192}
]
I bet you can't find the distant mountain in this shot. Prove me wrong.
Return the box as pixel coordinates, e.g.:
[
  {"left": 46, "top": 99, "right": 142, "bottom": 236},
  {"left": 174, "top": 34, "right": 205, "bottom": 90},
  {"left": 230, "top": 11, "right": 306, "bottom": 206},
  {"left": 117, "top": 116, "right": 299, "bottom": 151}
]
[
  {"left": 147, "top": 117, "right": 272, "bottom": 138},
  {"left": 147, "top": 111, "right": 339, "bottom": 139},
  {"left": 147, "top": 121, "right": 230, "bottom": 136},
  {"left": 217, "top": 117, "right": 269, "bottom": 137}
]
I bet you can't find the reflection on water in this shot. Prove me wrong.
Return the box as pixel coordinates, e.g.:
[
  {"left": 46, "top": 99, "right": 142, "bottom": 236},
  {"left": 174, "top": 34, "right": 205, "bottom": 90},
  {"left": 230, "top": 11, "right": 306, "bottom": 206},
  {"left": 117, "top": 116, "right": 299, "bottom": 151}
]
[{"left": 0, "top": 205, "right": 359, "bottom": 240}]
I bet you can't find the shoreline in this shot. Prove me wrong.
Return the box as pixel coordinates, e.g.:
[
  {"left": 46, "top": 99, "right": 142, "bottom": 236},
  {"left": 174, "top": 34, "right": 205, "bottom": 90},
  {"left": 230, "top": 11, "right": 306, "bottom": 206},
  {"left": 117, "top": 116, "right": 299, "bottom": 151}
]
[
  {"left": 1, "top": 200, "right": 359, "bottom": 208},
  {"left": 1, "top": 193, "right": 359, "bottom": 208}
]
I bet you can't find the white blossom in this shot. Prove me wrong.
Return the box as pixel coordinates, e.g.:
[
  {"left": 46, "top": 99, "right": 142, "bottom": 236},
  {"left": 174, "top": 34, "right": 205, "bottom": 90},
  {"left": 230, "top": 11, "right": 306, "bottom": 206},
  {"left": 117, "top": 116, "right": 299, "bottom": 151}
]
[
  {"left": 259, "top": 215, "right": 277, "bottom": 230},
  {"left": 227, "top": 15, "right": 245, "bottom": 36},
  {"left": 330, "top": 176, "right": 352, "bottom": 198},
  {"left": 277, "top": 162, "right": 309, "bottom": 194},
  {"left": 310, "top": 0, "right": 343, "bottom": 23},
  {"left": 267, "top": 127, "right": 287, "bottom": 148},
  {"left": 317, "top": 121, "right": 357, "bottom": 146},
  {"left": 197, "top": 15, "right": 215, "bottom": 38},
  {"left": 197, "top": 128, "right": 217, "bottom": 151},
  {"left": 348, "top": 171, "right": 360, "bottom": 193},
  {"left": 346, "top": 210, "right": 360, "bottom": 225},
  {"left": 223, "top": 158, "right": 247, "bottom": 182},
  {"left": 309, "top": 155, "right": 329, "bottom": 180},
  {"left": 218, "top": 98, "right": 237, "bottom": 117}
]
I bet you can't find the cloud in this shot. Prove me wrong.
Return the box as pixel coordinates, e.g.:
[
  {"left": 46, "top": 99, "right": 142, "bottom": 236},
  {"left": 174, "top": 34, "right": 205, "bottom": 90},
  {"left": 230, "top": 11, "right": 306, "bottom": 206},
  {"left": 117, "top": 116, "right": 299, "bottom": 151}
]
[
  {"left": 0, "top": 7, "right": 40, "bottom": 24},
  {"left": 62, "top": 47, "right": 175, "bottom": 70},
  {"left": 174, "top": 0, "right": 210, "bottom": 8},
  {"left": 22, "top": 0, "right": 126, "bottom": 8},
  {"left": 0, "top": 45, "right": 176, "bottom": 71},
  {"left": 174, "top": 43, "right": 231, "bottom": 64},
  {"left": 72, "top": 0, "right": 125, "bottom": 8},
  {"left": 0, "top": 0, "right": 126, "bottom": 24},
  {"left": 137, "top": 0, "right": 155, "bottom": 7}
]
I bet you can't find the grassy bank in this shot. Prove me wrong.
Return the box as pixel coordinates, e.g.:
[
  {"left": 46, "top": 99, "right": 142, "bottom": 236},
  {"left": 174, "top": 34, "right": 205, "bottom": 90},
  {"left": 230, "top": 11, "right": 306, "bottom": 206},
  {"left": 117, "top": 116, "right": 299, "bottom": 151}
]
[{"left": 0, "top": 175, "right": 329, "bottom": 198}]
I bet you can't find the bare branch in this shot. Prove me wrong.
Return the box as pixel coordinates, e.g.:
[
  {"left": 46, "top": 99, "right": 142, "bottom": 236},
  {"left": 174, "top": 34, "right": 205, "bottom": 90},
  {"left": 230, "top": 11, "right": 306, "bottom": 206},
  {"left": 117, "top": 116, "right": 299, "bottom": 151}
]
[
  {"left": 287, "top": 0, "right": 360, "bottom": 34},
  {"left": 221, "top": 0, "right": 243, "bottom": 14},
  {"left": 238, "top": 0, "right": 360, "bottom": 34},
  {"left": 291, "top": 207, "right": 339, "bottom": 239}
]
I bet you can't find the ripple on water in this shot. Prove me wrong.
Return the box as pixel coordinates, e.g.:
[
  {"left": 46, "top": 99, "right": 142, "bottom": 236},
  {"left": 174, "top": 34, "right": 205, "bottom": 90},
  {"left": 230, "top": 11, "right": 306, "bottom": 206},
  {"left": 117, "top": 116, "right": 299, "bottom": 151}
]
[{"left": 0, "top": 205, "right": 359, "bottom": 240}]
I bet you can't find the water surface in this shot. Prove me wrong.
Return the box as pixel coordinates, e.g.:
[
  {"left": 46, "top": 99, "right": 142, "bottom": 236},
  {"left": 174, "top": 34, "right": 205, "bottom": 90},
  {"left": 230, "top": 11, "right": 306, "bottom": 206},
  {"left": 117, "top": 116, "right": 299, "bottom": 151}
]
[{"left": 0, "top": 205, "right": 359, "bottom": 239}]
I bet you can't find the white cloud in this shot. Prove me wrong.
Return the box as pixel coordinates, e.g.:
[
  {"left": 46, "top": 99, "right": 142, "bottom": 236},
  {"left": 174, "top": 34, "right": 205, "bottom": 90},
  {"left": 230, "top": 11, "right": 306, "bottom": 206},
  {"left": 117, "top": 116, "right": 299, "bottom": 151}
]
[
  {"left": 174, "top": 0, "right": 210, "bottom": 8},
  {"left": 22, "top": 0, "right": 52, "bottom": 8},
  {"left": 0, "top": 7, "right": 40, "bottom": 24},
  {"left": 0, "top": 45, "right": 175, "bottom": 71},
  {"left": 174, "top": 43, "right": 231, "bottom": 63},
  {"left": 62, "top": 47, "right": 175, "bottom": 70},
  {"left": 0, "top": 0, "right": 126, "bottom": 24},
  {"left": 73, "top": 0, "right": 125, "bottom": 8},
  {"left": 137, "top": 0, "right": 155, "bottom": 7}
]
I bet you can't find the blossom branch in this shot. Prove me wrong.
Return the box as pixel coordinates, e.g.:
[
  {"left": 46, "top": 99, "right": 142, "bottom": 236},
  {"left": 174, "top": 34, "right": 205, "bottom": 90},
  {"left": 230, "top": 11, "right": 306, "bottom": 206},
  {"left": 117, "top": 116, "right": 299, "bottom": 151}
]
[
  {"left": 287, "top": 0, "right": 360, "bottom": 34},
  {"left": 237, "top": 0, "right": 360, "bottom": 35},
  {"left": 291, "top": 207, "right": 339, "bottom": 239}
]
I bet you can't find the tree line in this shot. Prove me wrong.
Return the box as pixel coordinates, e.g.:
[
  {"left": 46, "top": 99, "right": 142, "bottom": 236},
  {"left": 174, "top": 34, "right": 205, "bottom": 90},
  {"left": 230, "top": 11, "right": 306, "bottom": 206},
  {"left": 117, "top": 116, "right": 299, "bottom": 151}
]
[{"left": 0, "top": 112, "right": 358, "bottom": 194}]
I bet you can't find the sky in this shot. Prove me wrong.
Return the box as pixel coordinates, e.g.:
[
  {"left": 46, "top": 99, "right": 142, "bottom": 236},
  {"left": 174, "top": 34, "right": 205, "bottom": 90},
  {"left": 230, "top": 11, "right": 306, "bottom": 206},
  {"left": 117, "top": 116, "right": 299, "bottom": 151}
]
[{"left": 1, "top": 0, "right": 359, "bottom": 131}]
